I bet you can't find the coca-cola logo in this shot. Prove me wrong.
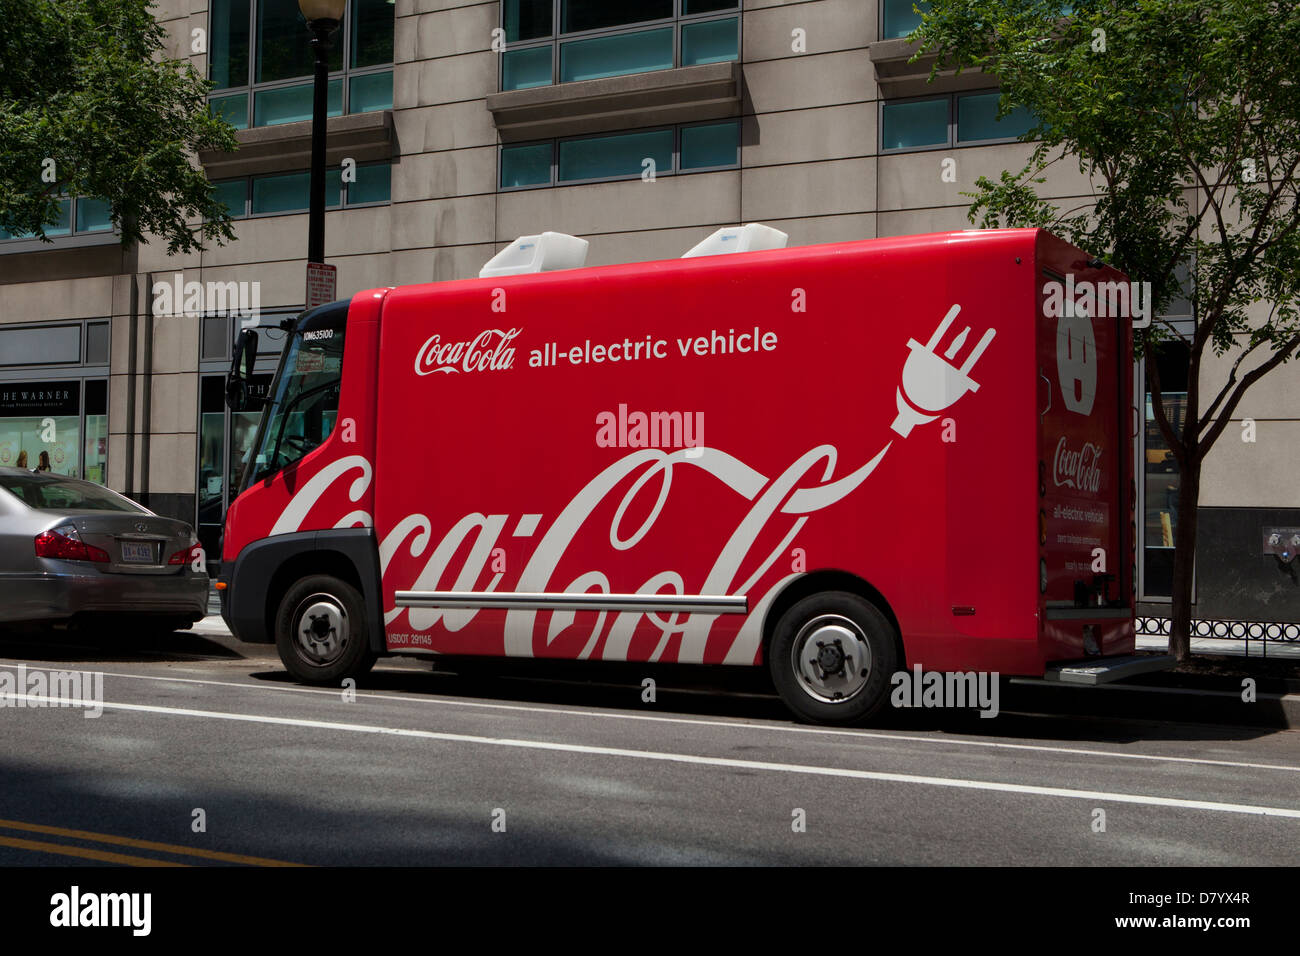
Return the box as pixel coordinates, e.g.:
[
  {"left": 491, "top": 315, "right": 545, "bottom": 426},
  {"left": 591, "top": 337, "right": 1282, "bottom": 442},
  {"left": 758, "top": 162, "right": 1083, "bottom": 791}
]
[
  {"left": 1053, "top": 436, "right": 1103, "bottom": 492},
  {"left": 271, "top": 442, "right": 893, "bottom": 665},
  {"left": 415, "top": 328, "right": 520, "bottom": 376}
]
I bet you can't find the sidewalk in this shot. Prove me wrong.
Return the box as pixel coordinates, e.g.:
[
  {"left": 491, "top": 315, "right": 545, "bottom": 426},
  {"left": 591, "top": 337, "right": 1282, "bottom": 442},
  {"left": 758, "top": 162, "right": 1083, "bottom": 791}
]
[{"left": 1136, "top": 633, "right": 1300, "bottom": 660}]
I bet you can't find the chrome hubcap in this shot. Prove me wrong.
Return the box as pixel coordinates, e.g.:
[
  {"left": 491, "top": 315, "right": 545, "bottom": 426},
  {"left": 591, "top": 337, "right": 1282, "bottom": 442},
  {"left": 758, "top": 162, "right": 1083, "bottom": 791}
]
[
  {"left": 792, "top": 614, "right": 872, "bottom": 704},
  {"left": 294, "top": 594, "right": 349, "bottom": 665}
]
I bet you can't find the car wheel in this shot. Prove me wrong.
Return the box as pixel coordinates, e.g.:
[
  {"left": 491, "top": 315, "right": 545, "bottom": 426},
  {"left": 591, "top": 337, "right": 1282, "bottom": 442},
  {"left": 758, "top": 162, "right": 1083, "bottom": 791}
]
[
  {"left": 768, "top": 591, "right": 897, "bottom": 725},
  {"left": 275, "top": 575, "right": 376, "bottom": 684}
]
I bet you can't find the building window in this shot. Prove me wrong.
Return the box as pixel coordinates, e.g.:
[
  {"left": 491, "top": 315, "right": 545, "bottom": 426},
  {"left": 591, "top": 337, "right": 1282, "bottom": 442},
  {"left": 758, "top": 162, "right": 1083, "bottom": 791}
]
[
  {"left": 500, "top": 119, "right": 740, "bottom": 189},
  {"left": 880, "top": 90, "right": 1037, "bottom": 152},
  {"left": 208, "top": 0, "right": 394, "bottom": 130},
  {"left": 211, "top": 162, "right": 392, "bottom": 218},
  {"left": 880, "top": 1, "right": 1073, "bottom": 41},
  {"left": 881, "top": 0, "right": 930, "bottom": 40},
  {"left": 1140, "top": 341, "right": 1190, "bottom": 599},
  {"left": 500, "top": 1, "right": 740, "bottom": 92},
  {"left": 0, "top": 197, "right": 115, "bottom": 242}
]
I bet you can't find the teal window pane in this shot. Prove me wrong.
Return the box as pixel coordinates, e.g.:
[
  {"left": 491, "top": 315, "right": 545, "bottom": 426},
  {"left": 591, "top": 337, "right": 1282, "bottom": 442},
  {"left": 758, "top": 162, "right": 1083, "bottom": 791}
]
[
  {"left": 957, "top": 91, "right": 1035, "bottom": 142},
  {"left": 209, "top": 0, "right": 250, "bottom": 89},
  {"left": 563, "top": 0, "right": 670, "bottom": 33},
  {"left": 505, "top": 0, "right": 551, "bottom": 41},
  {"left": 349, "top": 71, "right": 393, "bottom": 112},
  {"left": 882, "top": 0, "right": 930, "bottom": 40},
  {"left": 559, "top": 128, "right": 672, "bottom": 182},
  {"left": 254, "top": 79, "right": 342, "bottom": 126},
  {"left": 560, "top": 28, "right": 672, "bottom": 83},
  {"left": 681, "top": 120, "right": 738, "bottom": 169},
  {"left": 685, "top": 0, "right": 736, "bottom": 11},
  {"left": 352, "top": 0, "right": 395, "bottom": 68},
  {"left": 257, "top": 0, "right": 340, "bottom": 82},
  {"left": 881, "top": 98, "right": 948, "bottom": 149},
  {"left": 46, "top": 198, "right": 73, "bottom": 237},
  {"left": 501, "top": 143, "right": 552, "bottom": 187},
  {"left": 210, "top": 93, "right": 249, "bottom": 130},
  {"left": 212, "top": 180, "right": 248, "bottom": 218},
  {"left": 503, "top": 46, "right": 553, "bottom": 90},
  {"left": 682, "top": 17, "right": 737, "bottom": 65},
  {"left": 252, "top": 169, "right": 341, "bottom": 214},
  {"left": 76, "top": 198, "right": 113, "bottom": 233},
  {"left": 348, "top": 164, "right": 391, "bottom": 205}
]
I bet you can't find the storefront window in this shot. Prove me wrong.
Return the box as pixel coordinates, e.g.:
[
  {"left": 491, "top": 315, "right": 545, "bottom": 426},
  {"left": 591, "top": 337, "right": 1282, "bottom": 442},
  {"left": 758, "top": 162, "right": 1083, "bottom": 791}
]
[{"left": 0, "top": 382, "right": 83, "bottom": 476}]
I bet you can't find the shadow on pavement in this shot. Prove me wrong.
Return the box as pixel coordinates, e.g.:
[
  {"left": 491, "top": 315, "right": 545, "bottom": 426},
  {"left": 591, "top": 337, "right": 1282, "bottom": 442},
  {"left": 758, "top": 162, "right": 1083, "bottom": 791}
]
[
  {"left": 0, "top": 626, "right": 246, "bottom": 663},
  {"left": 243, "top": 656, "right": 1286, "bottom": 746}
]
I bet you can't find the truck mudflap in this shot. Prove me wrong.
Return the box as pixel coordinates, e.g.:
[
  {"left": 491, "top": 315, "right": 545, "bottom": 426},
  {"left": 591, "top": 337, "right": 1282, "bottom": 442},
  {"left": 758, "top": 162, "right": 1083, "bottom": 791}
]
[{"left": 1040, "top": 653, "right": 1175, "bottom": 685}]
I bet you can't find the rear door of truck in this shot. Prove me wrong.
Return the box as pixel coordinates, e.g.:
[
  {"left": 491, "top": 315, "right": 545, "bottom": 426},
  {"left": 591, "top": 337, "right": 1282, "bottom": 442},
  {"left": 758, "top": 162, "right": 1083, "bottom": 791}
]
[{"left": 1036, "top": 242, "right": 1136, "bottom": 660}]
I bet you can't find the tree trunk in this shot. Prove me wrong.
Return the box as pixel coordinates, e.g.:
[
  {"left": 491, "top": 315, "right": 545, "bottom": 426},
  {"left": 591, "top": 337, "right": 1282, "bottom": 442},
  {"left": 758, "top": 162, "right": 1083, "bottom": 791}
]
[{"left": 1168, "top": 456, "right": 1201, "bottom": 662}]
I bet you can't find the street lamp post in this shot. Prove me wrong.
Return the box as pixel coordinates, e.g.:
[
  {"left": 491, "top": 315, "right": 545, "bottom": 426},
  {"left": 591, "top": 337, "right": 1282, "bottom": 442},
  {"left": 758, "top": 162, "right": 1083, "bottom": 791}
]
[{"left": 299, "top": 0, "right": 347, "bottom": 265}]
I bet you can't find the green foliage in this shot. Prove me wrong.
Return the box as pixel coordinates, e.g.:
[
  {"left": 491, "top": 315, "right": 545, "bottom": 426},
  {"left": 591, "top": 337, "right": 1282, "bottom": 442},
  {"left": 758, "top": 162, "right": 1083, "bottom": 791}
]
[
  {"left": 915, "top": 0, "right": 1300, "bottom": 372},
  {"left": 0, "top": 0, "right": 239, "bottom": 254}
]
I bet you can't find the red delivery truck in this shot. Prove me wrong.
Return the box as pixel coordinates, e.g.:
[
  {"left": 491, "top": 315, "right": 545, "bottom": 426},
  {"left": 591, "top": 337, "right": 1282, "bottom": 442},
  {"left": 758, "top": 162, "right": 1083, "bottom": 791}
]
[{"left": 218, "top": 227, "right": 1140, "bottom": 724}]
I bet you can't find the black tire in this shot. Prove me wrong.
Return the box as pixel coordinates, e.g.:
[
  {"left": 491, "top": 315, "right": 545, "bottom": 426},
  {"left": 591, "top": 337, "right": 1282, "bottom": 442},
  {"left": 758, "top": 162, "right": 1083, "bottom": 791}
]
[
  {"left": 768, "top": 591, "right": 898, "bottom": 725},
  {"left": 274, "top": 574, "right": 376, "bottom": 684}
]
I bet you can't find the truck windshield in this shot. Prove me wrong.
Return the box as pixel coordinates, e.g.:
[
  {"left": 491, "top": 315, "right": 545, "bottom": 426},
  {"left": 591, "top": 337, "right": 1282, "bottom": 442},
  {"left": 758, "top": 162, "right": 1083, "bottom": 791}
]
[{"left": 245, "top": 325, "right": 344, "bottom": 487}]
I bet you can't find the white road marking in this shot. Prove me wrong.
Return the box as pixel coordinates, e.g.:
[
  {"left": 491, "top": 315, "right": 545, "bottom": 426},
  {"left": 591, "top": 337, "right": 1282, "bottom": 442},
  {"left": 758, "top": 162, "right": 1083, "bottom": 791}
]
[
  {"left": 13, "top": 693, "right": 1300, "bottom": 819},
  {"left": 5, "top": 661, "right": 1298, "bottom": 775}
]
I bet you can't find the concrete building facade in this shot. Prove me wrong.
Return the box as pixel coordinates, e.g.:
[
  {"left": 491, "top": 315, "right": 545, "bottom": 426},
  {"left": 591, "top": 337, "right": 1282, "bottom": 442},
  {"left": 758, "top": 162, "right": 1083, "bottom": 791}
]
[{"left": 1, "top": 0, "right": 1297, "bottom": 626}]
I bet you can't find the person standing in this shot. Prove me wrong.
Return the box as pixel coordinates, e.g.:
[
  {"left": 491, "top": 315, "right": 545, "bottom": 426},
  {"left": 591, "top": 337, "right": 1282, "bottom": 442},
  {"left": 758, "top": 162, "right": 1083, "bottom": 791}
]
[
  {"left": 36, "top": 451, "right": 52, "bottom": 473},
  {"left": 15, "top": 450, "right": 28, "bottom": 469}
]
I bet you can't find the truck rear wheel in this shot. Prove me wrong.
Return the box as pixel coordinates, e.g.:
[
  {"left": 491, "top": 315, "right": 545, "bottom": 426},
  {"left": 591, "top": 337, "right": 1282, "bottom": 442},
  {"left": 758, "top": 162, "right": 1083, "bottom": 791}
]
[
  {"left": 768, "top": 591, "right": 897, "bottom": 725},
  {"left": 275, "top": 574, "right": 376, "bottom": 684}
]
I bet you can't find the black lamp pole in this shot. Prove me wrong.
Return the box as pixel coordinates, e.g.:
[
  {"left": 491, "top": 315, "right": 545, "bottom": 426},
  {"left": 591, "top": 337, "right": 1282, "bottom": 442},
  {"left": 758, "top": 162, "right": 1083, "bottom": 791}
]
[{"left": 306, "top": 18, "right": 339, "bottom": 265}]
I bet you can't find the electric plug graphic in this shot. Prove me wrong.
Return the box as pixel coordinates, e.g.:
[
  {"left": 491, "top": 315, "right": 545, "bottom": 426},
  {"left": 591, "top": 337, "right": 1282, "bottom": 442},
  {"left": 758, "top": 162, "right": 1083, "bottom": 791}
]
[{"left": 890, "top": 304, "right": 997, "bottom": 437}]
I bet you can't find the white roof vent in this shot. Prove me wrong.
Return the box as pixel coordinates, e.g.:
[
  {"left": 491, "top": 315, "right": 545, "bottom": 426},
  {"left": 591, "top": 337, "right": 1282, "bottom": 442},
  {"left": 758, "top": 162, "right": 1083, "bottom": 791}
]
[
  {"left": 681, "top": 223, "right": 789, "bottom": 258},
  {"left": 479, "top": 231, "right": 589, "bottom": 278}
]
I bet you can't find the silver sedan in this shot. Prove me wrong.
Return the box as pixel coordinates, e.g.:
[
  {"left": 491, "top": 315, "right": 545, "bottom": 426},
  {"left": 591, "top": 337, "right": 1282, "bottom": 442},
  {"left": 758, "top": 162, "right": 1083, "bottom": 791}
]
[{"left": 0, "top": 468, "right": 208, "bottom": 632}]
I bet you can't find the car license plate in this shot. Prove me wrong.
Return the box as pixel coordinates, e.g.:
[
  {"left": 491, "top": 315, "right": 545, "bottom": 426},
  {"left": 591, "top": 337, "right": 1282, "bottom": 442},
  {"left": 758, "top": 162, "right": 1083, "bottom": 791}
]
[{"left": 120, "top": 542, "right": 154, "bottom": 564}]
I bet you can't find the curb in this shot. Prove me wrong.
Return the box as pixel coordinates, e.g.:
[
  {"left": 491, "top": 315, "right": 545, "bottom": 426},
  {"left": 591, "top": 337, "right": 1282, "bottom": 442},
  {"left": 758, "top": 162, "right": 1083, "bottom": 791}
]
[{"left": 1004, "top": 678, "right": 1300, "bottom": 729}]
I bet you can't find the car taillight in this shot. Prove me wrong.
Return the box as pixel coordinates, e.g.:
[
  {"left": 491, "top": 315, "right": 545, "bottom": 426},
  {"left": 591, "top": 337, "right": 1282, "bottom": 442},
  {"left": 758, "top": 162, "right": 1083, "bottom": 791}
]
[
  {"left": 168, "top": 543, "right": 203, "bottom": 565},
  {"left": 34, "top": 526, "right": 110, "bottom": 563}
]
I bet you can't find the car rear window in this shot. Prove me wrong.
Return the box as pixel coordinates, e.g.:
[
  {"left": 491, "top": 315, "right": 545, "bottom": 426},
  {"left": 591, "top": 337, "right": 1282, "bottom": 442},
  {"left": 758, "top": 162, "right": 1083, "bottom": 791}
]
[{"left": 0, "top": 474, "right": 143, "bottom": 513}]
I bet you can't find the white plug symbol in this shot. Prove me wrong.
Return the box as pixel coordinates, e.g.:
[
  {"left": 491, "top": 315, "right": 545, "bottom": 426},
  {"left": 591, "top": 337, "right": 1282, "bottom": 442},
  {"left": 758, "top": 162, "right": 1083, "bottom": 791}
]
[{"left": 891, "top": 304, "right": 996, "bottom": 438}]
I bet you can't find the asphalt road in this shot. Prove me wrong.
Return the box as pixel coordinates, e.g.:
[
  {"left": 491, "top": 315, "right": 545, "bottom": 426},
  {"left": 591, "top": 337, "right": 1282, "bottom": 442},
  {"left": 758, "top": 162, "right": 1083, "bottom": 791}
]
[{"left": 0, "top": 626, "right": 1296, "bottom": 866}]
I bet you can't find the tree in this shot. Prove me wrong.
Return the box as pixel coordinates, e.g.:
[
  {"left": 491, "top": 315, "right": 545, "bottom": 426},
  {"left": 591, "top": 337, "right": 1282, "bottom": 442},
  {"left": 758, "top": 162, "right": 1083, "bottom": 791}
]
[
  {"left": 0, "top": 0, "right": 238, "bottom": 254},
  {"left": 912, "top": 0, "right": 1300, "bottom": 661}
]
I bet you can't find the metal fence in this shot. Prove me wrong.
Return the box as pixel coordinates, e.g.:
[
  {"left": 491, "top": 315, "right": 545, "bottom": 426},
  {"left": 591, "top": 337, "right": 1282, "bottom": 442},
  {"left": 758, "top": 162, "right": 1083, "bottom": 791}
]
[{"left": 1137, "top": 616, "right": 1300, "bottom": 644}]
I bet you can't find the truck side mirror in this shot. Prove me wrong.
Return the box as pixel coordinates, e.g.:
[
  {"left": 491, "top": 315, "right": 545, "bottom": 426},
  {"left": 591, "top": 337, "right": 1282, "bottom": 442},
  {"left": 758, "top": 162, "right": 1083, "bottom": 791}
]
[{"left": 225, "top": 329, "right": 259, "bottom": 411}]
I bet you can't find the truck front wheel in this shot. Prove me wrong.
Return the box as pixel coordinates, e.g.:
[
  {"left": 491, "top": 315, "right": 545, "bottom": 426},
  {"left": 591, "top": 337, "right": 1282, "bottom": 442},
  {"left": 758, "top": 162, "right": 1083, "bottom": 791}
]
[
  {"left": 275, "top": 574, "right": 376, "bottom": 684},
  {"left": 768, "top": 591, "right": 897, "bottom": 725}
]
